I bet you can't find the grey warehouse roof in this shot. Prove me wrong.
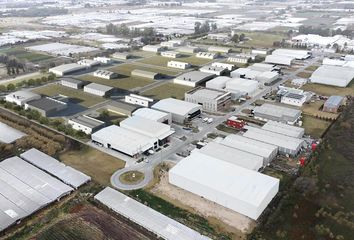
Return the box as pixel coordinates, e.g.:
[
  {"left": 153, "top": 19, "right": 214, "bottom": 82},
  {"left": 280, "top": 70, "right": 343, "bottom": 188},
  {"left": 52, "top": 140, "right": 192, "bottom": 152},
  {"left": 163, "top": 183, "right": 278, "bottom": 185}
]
[
  {"left": 20, "top": 148, "right": 91, "bottom": 189},
  {"left": 69, "top": 115, "right": 105, "bottom": 129},
  {"left": 324, "top": 95, "right": 344, "bottom": 108},
  {"left": 95, "top": 187, "right": 211, "bottom": 240},
  {"left": 84, "top": 83, "right": 113, "bottom": 92},
  {"left": 254, "top": 103, "right": 301, "bottom": 119},
  {"left": 175, "top": 71, "right": 215, "bottom": 83},
  {"left": 60, "top": 78, "right": 84, "bottom": 85},
  {"left": 0, "top": 122, "right": 26, "bottom": 144},
  {"left": 26, "top": 97, "right": 67, "bottom": 111},
  {"left": 152, "top": 98, "right": 201, "bottom": 117}
]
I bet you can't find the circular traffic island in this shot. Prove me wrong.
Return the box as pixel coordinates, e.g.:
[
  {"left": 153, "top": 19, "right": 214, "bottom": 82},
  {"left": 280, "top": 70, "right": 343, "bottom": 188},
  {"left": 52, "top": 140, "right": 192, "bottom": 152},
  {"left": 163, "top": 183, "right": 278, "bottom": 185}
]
[{"left": 119, "top": 171, "right": 145, "bottom": 185}]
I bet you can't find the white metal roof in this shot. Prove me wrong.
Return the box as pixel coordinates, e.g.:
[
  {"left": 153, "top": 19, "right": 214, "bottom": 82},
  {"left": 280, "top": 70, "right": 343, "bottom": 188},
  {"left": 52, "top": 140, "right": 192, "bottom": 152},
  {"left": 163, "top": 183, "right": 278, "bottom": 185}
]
[
  {"left": 0, "top": 122, "right": 26, "bottom": 144},
  {"left": 225, "top": 78, "right": 258, "bottom": 94},
  {"left": 0, "top": 193, "right": 27, "bottom": 232},
  {"left": 310, "top": 65, "right": 354, "bottom": 87},
  {"left": 132, "top": 108, "right": 169, "bottom": 122},
  {"left": 198, "top": 142, "right": 263, "bottom": 171},
  {"left": 221, "top": 134, "right": 278, "bottom": 161},
  {"left": 272, "top": 49, "right": 310, "bottom": 60},
  {"left": 0, "top": 157, "right": 73, "bottom": 201},
  {"left": 120, "top": 116, "right": 174, "bottom": 140},
  {"left": 262, "top": 121, "right": 304, "bottom": 138},
  {"left": 84, "top": 83, "right": 113, "bottom": 92},
  {"left": 170, "top": 151, "right": 279, "bottom": 209},
  {"left": 49, "top": 63, "right": 86, "bottom": 73},
  {"left": 91, "top": 125, "right": 154, "bottom": 155},
  {"left": 5, "top": 90, "right": 40, "bottom": 102},
  {"left": 254, "top": 103, "right": 301, "bottom": 119},
  {"left": 243, "top": 126, "right": 304, "bottom": 152},
  {"left": 152, "top": 98, "right": 201, "bottom": 117},
  {"left": 20, "top": 148, "right": 91, "bottom": 189},
  {"left": 95, "top": 187, "right": 211, "bottom": 240},
  {"left": 265, "top": 55, "right": 294, "bottom": 66},
  {"left": 205, "top": 76, "right": 231, "bottom": 89}
]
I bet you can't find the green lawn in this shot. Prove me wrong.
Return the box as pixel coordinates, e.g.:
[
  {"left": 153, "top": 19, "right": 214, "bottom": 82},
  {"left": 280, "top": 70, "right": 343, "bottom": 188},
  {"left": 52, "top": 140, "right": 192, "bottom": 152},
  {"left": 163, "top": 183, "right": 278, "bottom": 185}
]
[
  {"left": 33, "top": 84, "right": 106, "bottom": 108},
  {"left": 141, "top": 82, "right": 192, "bottom": 100},
  {"left": 302, "top": 115, "right": 332, "bottom": 138},
  {"left": 109, "top": 62, "right": 181, "bottom": 76},
  {"left": 78, "top": 74, "right": 154, "bottom": 90}
]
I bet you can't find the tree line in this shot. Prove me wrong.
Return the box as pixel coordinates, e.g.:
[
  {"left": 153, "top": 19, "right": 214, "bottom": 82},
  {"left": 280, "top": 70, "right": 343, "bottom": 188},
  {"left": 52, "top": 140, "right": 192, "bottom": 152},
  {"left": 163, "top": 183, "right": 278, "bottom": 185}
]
[{"left": 0, "top": 73, "right": 56, "bottom": 92}]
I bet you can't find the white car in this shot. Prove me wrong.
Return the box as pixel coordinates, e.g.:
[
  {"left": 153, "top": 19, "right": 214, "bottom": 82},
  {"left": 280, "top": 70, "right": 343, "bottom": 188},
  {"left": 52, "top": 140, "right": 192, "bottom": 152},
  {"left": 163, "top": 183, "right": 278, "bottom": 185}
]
[{"left": 207, "top": 118, "right": 213, "bottom": 124}]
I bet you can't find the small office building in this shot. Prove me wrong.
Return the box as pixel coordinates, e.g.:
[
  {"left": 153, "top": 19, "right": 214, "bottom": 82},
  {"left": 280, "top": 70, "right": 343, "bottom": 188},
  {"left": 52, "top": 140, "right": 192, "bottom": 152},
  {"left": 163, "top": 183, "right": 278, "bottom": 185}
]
[
  {"left": 125, "top": 94, "right": 154, "bottom": 107},
  {"left": 161, "top": 51, "right": 181, "bottom": 58},
  {"left": 167, "top": 61, "right": 191, "bottom": 69}
]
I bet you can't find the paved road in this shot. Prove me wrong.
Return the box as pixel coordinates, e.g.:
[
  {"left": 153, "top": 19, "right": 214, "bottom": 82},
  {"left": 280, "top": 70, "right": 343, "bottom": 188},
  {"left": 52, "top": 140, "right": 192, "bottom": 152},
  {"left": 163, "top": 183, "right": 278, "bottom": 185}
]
[{"left": 111, "top": 53, "right": 323, "bottom": 190}]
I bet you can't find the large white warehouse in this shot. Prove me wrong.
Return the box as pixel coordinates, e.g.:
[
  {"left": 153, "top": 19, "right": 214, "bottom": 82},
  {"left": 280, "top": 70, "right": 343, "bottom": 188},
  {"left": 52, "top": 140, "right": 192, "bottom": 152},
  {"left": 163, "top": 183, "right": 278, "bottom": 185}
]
[
  {"left": 225, "top": 78, "right": 259, "bottom": 97},
  {"left": 169, "top": 151, "right": 279, "bottom": 220},
  {"left": 310, "top": 65, "right": 354, "bottom": 87},
  {"left": 262, "top": 121, "right": 304, "bottom": 138},
  {"left": 132, "top": 107, "right": 172, "bottom": 124},
  {"left": 205, "top": 76, "right": 232, "bottom": 90},
  {"left": 243, "top": 126, "right": 304, "bottom": 156},
  {"left": 221, "top": 134, "right": 278, "bottom": 165}
]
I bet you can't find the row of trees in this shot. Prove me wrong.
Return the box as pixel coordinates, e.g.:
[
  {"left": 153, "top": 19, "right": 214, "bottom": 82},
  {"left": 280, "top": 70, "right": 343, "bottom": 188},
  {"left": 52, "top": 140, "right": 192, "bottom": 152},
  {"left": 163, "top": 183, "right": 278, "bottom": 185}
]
[
  {"left": 0, "top": 55, "right": 25, "bottom": 76},
  {"left": 105, "top": 23, "right": 158, "bottom": 44},
  {"left": 299, "top": 25, "right": 354, "bottom": 37},
  {"left": 231, "top": 33, "right": 246, "bottom": 43},
  {"left": 194, "top": 21, "right": 217, "bottom": 35},
  {"left": 0, "top": 73, "right": 56, "bottom": 92}
]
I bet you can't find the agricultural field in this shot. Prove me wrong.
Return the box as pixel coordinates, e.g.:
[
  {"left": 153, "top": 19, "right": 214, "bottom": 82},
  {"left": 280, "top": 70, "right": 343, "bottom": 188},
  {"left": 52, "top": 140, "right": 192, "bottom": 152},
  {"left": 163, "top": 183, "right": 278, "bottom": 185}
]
[
  {"left": 141, "top": 82, "right": 192, "bottom": 100},
  {"left": 301, "top": 82, "right": 354, "bottom": 97},
  {"left": 78, "top": 74, "right": 154, "bottom": 90},
  {"left": 138, "top": 54, "right": 213, "bottom": 67},
  {"left": 33, "top": 84, "right": 106, "bottom": 107},
  {"left": 109, "top": 62, "right": 182, "bottom": 76},
  {"left": 235, "top": 32, "right": 286, "bottom": 48},
  {"left": 0, "top": 47, "right": 53, "bottom": 62},
  {"left": 296, "top": 71, "right": 312, "bottom": 79},
  {"left": 301, "top": 115, "right": 332, "bottom": 138},
  {"left": 59, "top": 145, "right": 125, "bottom": 186},
  {"left": 301, "top": 100, "right": 339, "bottom": 120}
]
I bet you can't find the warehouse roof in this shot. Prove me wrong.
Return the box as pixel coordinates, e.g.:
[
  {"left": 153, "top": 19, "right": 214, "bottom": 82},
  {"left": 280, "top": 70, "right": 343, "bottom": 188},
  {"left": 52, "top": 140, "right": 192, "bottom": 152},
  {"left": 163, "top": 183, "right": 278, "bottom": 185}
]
[
  {"left": 262, "top": 121, "right": 304, "bottom": 138},
  {"left": 198, "top": 142, "right": 263, "bottom": 171},
  {"left": 310, "top": 65, "right": 354, "bottom": 87},
  {"left": 221, "top": 134, "right": 278, "bottom": 161},
  {"left": 254, "top": 103, "right": 301, "bottom": 119},
  {"left": 92, "top": 125, "right": 154, "bottom": 155},
  {"left": 175, "top": 71, "right": 215, "bottom": 83},
  {"left": 152, "top": 98, "right": 201, "bottom": 117},
  {"left": 120, "top": 116, "right": 174, "bottom": 140},
  {"left": 60, "top": 78, "right": 83, "bottom": 85},
  {"left": 243, "top": 126, "right": 304, "bottom": 152},
  {"left": 26, "top": 97, "right": 67, "bottom": 111},
  {"left": 95, "top": 187, "right": 211, "bottom": 240},
  {"left": 132, "top": 108, "right": 169, "bottom": 121},
  {"left": 0, "top": 157, "right": 73, "bottom": 201},
  {"left": 0, "top": 193, "right": 27, "bottom": 232},
  {"left": 106, "top": 100, "right": 140, "bottom": 116},
  {"left": 324, "top": 95, "right": 344, "bottom": 108},
  {"left": 84, "top": 83, "right": 113, "bottom": 92},
  {"left": 170, "top": 151, "right": 279, "bottom": 208},
  {"left": 49, "top": 63, "right": 86, "bottom": 73},
  {"left": 272, "top": 49, "right": 311, "bottom": 60},
  {"left": 185, "top": 87, "right": 230, "bottom": 100},
  {"left": 205, "top": 76, "right": 231, "bottom": 89},
  {"left": 265, "top": 55, "right": 294, "bottom": 66},
  {"left": 5, "top": 90, "right": 40, "bottom": 102},
  {"left": 0, "top": 122, "right": 26, "bottom": 144},
  {"left": 69, "top": 115, "right": 105, "bottom": 129},
  {"left": 131, "top": 69, "right": 158, "bottom": 79},
  {"left": 20, "top": 148, "right": 91, "bottom": 189},
  {"left": 249, "top": 63, "right": 277, "bottom": 72}
]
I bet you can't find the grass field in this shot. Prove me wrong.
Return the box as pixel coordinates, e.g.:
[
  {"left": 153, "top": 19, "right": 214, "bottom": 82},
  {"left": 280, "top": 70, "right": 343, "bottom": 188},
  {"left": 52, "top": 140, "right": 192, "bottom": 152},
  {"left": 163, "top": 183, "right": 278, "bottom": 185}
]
[
  {"left": 0, "top": 47, "right": 53, "bottom": 62},
  {"left": 78, "top": 74, "right": 154, "bottom": 90},
  {"left": 235, "top": 32, "right": 286, "bottom": 48},
  {"left": 141, "top": 82, "right": 192, "bottom": 100},
  {"left": 302, "top": 115, "right": 332, "bottom": 138},
  {"left": 109, "top": 62, "right": 181, "bottom": 76},
  {"left": 296, "top": 71, "right": 312, "bottom": 78},
  {"left": 33, "top": 84, "right": 106, "bottom": 107},
  {"left": 305, "top": 65, "right": 319, "bottom": 72},
  {"left": 119, "top": 171, "right": 145, "bottom": 185},
  {"left": 0, "top": 72, "right": 49, "bottom": 87},
  {"left": 59, "top": 146, "right": 125, "bottom": 186},
  {"left": 301, "top": 82, "right": 354, "bottom": 96},
  {"left": 138, "top": 54, "right": 213, "bottom": 67}
]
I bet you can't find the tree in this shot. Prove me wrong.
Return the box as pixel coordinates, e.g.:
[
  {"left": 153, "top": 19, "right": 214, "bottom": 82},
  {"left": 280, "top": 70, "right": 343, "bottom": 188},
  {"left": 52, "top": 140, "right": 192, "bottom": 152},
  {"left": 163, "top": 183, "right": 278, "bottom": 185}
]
[
  {"left": 6, "top": 83, "right": 15, "bottom": 91},
  {"left": 239, "top": 33, "right": 246, "bottom": 42},
  {"left": 194, "top": 21, "right": 201, "bottom": 34},
  {"left": 211, "top": 23, "right": 217, "bottom": 31},
  {"left": 0, "top": 85, "right": 6, "bottom": 92},
  {"left": 231, "top": 34, "right": 239, "bottom": 43},
  {"left": 200, "top": 21, "right": 210, "bottom": 33}
]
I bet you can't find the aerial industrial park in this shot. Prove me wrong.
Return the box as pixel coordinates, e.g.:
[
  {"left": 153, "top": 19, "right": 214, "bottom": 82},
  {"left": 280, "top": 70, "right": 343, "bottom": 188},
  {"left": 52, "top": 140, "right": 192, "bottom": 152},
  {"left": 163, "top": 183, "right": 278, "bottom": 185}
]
[{"left": 0, "top": 0, "right": 354, "bottom": 239}]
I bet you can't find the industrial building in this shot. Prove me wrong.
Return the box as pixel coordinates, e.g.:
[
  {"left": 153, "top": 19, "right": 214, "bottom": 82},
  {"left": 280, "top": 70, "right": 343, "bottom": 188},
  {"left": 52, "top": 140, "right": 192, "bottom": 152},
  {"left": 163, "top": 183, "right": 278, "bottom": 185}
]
[
  {"left": 205, "top": 76, "right": 231, "bottom": 90},
  {"left": 323, "top": 96, "right": 344, "bottom": 113},
  {"left": 199, "top": 65, "right": 228, "bottom": 76},
  {"left": 120, "top": 116, "right": 174, "bottom": 146},
  {"left": 184, "top": 87, "right": 231, "bottom": 112},
  {"left": 227, "top": 54, "right": 254, "bottom": 64},
  {"left": 95, "top": 187, "right": 210, "bottom": 240},
  {"left": 49, "top": 63, "right": 87, "bottom": 76},
  {"left": 196, "top": 52, "right": 219, "bottom": 59},
  {"left": 152, "top": 98, "right": 201, "bottom": 123},
  {"left": 125, "top": 94, "right": 154, "bottom": 107},
  {"left": 93, "top": 57, "right": 113, "bottom": 64},
  {"left": 243, "top": 126, "right": 304, "bottom": 156},
  {"left": 221, "top": 134, "right": 278, "bottom": 165},
  {"left": 256, "top": 71, "right": 279, "bottom": 85},
  {"left": 68, "top": 115, "right": 105, "bottom": 134},
  {"left": 310, "top": 65, "right": 354, "bottom": 87},
  {"left": 84, "top": 83, "right": 113, "bottom": 97},
  {"left": 0, "top": 122, "right": 26, "bottom": 144},
  {"left": 169, "top": 151, "right": 279, "bottom": 220},
  {"left": 249, "top": 63, "right": 280, "bottom": 73},
  {"left": 25, "top": 97, "right": 67, "bottom": 117},
  {"left": 211, "top": 62, "right": 235, "bottom": 71},
  {"left": 5, "top": 90, "right": 41, "bottom": 106},
  {"left": 111, "top": 52, "right": 131, "bottom": 60},
  {"left": 142, "top": 44, "right": 165, "bottom": 53},
  {"left": 132, "top": 107, "right": 171, "bottom": 124},
  {"left": 280, "top": 92, "right": 307, "bottom": 107},
  {"left": 92, "top": 125, "right": 156, "bottom": 157},
  {"left": 161, "top": 51, "right": 181, "bottom": 58},
  {"left": 60, "top": 78, "right": 85, "bottom": 89},
  {"left": 231, "top": 67, "right": 279, "bottom": 84},
  {"left": 77, "top": 59, "right": 100, "bottom": 67},
  {"left": 105, "top": 101, "right": 140, "bottom": 116},
  {"left": 167, "top": 60, "right": 191, "bottom": 69},
  {"left": 160, "top": 40, "right": 184, "bottom": 48},
  {"left": 173, "top": 71, "right": 215, "bottom": 87},
  {"left": 262, "top": 121, "right": 305, "bottom": 138},
  {"left": 271, "top": 49, "right": 311, "bottom": 60},
  {"left": 198, "top": 142, "right": 264, "bottom": 171},
  {"left": 93, "top": 69, "right": 118, "bottom": 79},
  {"left": 131, "top": 69, "right": 159, "bottom": 79},
  {"left": 251, "top": 49, "right": 271, "bottom": 55},
  {"left": 178, "top": 46, "right": 200, "bottom": 53},
  {"left": 225, "top": 78, "right": 259, "bottom": 97},
  {"left": 253, "top": 103, "right": 302, "bottom": 125},
  {"left": 207, "top": 33, "right": 229, "bottom": 41},
  {"left": 20, "top": 148, "right": 91, "bottom": 189},
  {"left": 265, "top": 55, "right": 294, "bottom": 66},
  {"left": 226, "top": 116, "right": 246, "bottom": 130},
  {"left": 207, "top": 46, "right": 231, "bottom": 53}
]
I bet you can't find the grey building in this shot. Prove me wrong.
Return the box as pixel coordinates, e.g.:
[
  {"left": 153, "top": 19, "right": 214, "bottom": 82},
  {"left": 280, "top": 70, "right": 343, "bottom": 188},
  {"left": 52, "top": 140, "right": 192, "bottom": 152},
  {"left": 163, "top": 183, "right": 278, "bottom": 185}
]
[
  {"left": 131, "top": 69, "right": 159, "bottom": 79},
  {"left": 25, "top": 97, "right": 67, "bottom": 117},
  {"left": 105, "top": 100, "right": 140, "bottom": 116},
  {"left": 173, "top": 71, "right": 215, "bottom": 87},
  {"left": 84, "top": 83, "right": 114, "bottom": 97},
  {"left": 253, "top": 103, "right": 301, "bottom": 125},
  {"left": 60, "top": 78, "right": 85, "bottom": 89},
  {"left": 323, "top": 96, "right": 344, "bottom": 113},
  {"left": 68, "top": 115, "right": 105, "bottom": 134}
]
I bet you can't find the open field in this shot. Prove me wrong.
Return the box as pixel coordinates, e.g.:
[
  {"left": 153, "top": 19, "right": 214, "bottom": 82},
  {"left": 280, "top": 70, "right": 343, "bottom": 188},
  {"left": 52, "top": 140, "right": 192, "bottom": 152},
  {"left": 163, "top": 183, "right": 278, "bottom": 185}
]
[
  {"left": 301, "top": 101, "right": 339, "bottom": 120},
  {"left": 138, "top": 54, "right": 213, "bottom": 67},
  {"left": 305, "top": 65, "right": 319, "bottom": 72},
  {"left": 119, "top": 171, "right": 145, "bottom": 185},
  {"left": 0, "top": 72, "right": 48, "bottom": 86},
  {"left": 302, "top": 115, "right": 332, "bottom": 138},
  {"left": 78, "top": 74, "right": 154, "bottom": 90},
  {"left": 235, "top": 31, "right": 286, "bottom": 48},
  {"left": 59, "top": 145, "right": 125, "bottom": 186},
  {"left": 296, "top": 71, "right": 312, "bottom": 78},
  {"left": 0, "top": 47, "right": 53, "bottom": 62},
  {"left": 33, "top": 84, "right": 106, "bottom": 107},
  {"left": 109, "top": 62, "right": 182, "bottom": 76},
  {"left": 301, "top": 82, "right": 354, "bottom": 96},
  {"left": 141, "top": 82, "right": 192, "bottom": 100}
]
